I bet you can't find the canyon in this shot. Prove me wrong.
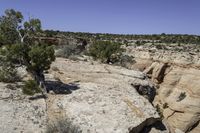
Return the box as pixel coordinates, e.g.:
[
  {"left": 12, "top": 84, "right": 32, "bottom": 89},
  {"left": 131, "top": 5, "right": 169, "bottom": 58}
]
[{"left": 0, "top": 40, "right": 199, "bottom": 133}]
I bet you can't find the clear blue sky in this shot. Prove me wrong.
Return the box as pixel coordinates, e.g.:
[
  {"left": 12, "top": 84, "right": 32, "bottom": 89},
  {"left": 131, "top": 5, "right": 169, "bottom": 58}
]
[{"left": 0, "top": 0, "right": 200, "bottom": 35}]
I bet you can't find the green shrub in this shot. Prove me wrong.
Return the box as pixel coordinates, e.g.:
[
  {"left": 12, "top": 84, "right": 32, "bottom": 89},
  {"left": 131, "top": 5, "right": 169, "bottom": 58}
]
[
  {"left": 88, "top": 41, "right": 124, "bottom": 63},
  {"left": 156, "top": 104, "right": 164, "bottom": 119},
  {"left": 55, "top": 43, "right": 85, "bottom": 58},
  {"left": 46, "top": 118, "right": 81, "bottom": 133},
  {"left": 0, "top": 66, "right": 20, "bottom": 83},
  {"left": 55, "top": 44, "right": 77, "bottom": 58},
  {"left": 135, "top": 40, "right": 143, "bottom": 46},
  {"left": 163, "top": 103, "right": 169, "bottom": 109},
  {"left": 22, "top": 80, "right": 42, "bottom": 95}
]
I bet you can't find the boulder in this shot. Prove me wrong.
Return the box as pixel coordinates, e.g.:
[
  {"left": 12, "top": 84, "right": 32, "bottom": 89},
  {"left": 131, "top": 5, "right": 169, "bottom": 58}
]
[{"left": 144, "top": 62, "right": 168, "bottom": 84}]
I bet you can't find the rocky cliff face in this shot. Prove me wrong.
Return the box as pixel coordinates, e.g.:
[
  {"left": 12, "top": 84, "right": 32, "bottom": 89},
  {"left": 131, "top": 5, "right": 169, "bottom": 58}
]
[{"left": 125, "top": 43, "right": 200, "bottom": 133}]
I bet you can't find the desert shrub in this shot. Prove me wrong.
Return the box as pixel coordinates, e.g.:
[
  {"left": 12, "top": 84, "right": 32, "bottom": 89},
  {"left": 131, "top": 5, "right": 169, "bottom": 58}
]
[
  {"left": 135, "top": 40, "right": 143, "bottom": 46},
  {"left": 55, "top": 44, "right": 77, "bottom": 58},
  {"left": 46, "top": 118, "right": 82, "bottom": 133},
  {"left": 22, "top": 80, "right": 42, "bottom": 95},
  {"left": 55, "top": 42, "right": 86, "bottom": 58},
  {"left": 0, "top": 66, "right": 20, "bottom": 83},
  {"left": 163, "top": 103, "right": 169, "bottom": 109},
  {"left": 156, "top": 104, "right": 164, "bottom": 119},
  {"left": 6, "top": 84, "right": 17, "bottom": 90},
  {"left": 88, "top": 41, "right": 124, "bottom": 63},
  {"left": 155, "top": 44, "right": 163, "bottom": 49}
]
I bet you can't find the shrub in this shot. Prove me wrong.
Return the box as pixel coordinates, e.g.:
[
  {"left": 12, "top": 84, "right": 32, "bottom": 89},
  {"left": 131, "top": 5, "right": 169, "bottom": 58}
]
[
  {"left": 163, "top": 103, "right": 169, "bottom": 109},
  {"left": 156, "top": 104, "right": 164, "bottom": 119},
  {"left": 46, "top": 118, "right": 82, "bottom": 133},
  {"left": 135, "top": 41, "right": 143, "bottom": 46},
  {"left": 0, "top": 66, "right": 20, "bottom": 83},
  {"left": 22, "top": 80, "right": 42, "bottom": 95},
  {"left": 55, "top": 44, "right": 77, "bottom": 58},
  {"left": 88, "top": 41, "right": 124, "bottom": 63},
  {"left": 55, "top": 42, "right": 85, "bottom": 58}
]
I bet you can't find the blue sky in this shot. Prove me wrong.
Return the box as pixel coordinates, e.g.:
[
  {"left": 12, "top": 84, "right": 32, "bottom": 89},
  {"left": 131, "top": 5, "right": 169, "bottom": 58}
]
[{"left": 0, "top": 0, "right": 200, "bottom": 35}]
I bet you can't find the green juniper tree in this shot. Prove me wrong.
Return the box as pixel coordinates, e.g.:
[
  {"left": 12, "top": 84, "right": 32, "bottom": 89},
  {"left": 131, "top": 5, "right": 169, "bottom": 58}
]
[
  {"left": 0, "top": 9, "right": 55, "bottom": 96},
  {"left": 88, "top": 41, "right": 124, "bottom": 63}
]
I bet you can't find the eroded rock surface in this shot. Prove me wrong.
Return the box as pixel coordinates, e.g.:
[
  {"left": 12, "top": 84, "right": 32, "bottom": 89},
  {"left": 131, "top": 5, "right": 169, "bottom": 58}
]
[
  {"left": 155, "top": 67, "right": 200, "bottom": 133},
  {"left": 0, "top": 58, "right": 163, "bottom": 133},
  {"left": 125, "top": 43, "right": 200, "bottom": 133},
  {"left": 0, "top": 83, "right": 47, "bottom": 133},
  {"left": 47, "top": 58, "right": 161, "bottom": 133}
]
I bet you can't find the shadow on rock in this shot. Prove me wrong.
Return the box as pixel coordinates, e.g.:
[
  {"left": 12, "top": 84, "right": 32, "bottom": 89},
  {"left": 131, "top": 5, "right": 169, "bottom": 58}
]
[
  {"left": 131, "top": 83, "right": 156, "bottom": 102},
  {"left": 29, "top": 94, "right": 47, "bottom": 100},
  {"left": 141, "top": 121, "right": 167, "bottom": 133},
  {"left": 45, "top": 81, "right": 80, "bottom": 94}
]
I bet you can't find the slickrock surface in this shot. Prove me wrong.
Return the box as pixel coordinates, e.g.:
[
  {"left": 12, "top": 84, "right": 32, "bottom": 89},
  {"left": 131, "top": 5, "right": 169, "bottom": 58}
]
[
  {"left": 0, "top": 58, "right": 163, "bottom": 133},
  {"left": 0, "top": 83, "right": 47, "bottom": 133},
  {"left": 47, "top": 58, "right": 160, "bottom": 133}
]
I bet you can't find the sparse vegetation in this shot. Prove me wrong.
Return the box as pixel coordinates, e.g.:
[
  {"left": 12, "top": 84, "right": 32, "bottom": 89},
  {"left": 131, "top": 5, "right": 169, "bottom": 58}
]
[
  {"left": 88, "top": 41, "right": 124, "bottom": 63},
  {"left": 0, "top": 9, "right": 55, "bottom": 96},
  {"left": 0, "top": 51, "right": 20, "bottom": 82},
  {"left": 46, "top": 118, "right": 82, "bottom": 133},
  {"left": 156, "top": 104, "right": 164, "bottom": 119},
  {"left": 44, "top": 30, "right": 200, "bottom": 45},
  {"left": 55, "top": 44, "right": 77, "bottom": 58},
  {"left": 163, "top": 103, "right": 169, "bottom": 109},
  {"left": 22, "top": 80, "right": 42, "bottom": 96},
  {"left": 0, "top": 66, "right": 20, "bottom": 83}
]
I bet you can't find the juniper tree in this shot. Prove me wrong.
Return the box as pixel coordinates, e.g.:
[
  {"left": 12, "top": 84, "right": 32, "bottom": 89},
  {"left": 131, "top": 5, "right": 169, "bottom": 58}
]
[{"left": 0, "top": 9, "right": 55, "bottom": 96}]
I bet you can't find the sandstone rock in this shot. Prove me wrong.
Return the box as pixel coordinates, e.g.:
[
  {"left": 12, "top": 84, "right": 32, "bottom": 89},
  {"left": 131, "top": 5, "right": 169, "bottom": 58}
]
[
  {"left": 125, "top": 43, "right": 200, "bottom": 133},
  {"left": 0, "top": 57, "right": 168, "bottom": 133},
  {"left": 0, "top": 83, "right": 47, "bottom": 133},
  {"left": 155, "top": 67, "right": 200, "bottom": 133},
  {"left": 47, "top": 58, "right": 162, "bottom": 133},
  {"left": 144, "top": 62, "right": 168, "bottom": 84}
]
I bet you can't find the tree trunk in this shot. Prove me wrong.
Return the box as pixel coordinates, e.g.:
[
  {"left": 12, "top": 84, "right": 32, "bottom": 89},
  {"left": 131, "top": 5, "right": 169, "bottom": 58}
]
[{"left": 32, "top": 71, "right": 48, "bottom": 98}]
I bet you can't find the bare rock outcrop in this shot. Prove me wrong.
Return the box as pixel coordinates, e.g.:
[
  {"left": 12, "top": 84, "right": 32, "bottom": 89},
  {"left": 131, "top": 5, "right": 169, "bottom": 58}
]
[
  {"left": 47, "top": 58, "right": 162, "bottom": 133},
  {"left": 126, "top": 43, "right": 200, "bottom": 133},
  {"left": 0, "top": 83, "right": 47, "bottom": 133},
  {"left": 0, "top": 58, "right": 164, "bottom": 133},
  {"left": 154, "top": 67, "right": 200, "bottom": 133}
]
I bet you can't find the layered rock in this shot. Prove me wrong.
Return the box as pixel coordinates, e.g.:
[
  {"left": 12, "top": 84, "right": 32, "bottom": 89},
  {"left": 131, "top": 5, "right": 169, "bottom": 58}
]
[
  {"left": 125, "top": 43, "right": 200, "bottom": 133},
  {"left": 0, "top": 58, "right": 164, "bottom": 133},
  {"left": 155, "top": 67, "right": 200, "bottom": 133},
  {"left": 47, "top": 58, "right": 161, "bottom": 133}
]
